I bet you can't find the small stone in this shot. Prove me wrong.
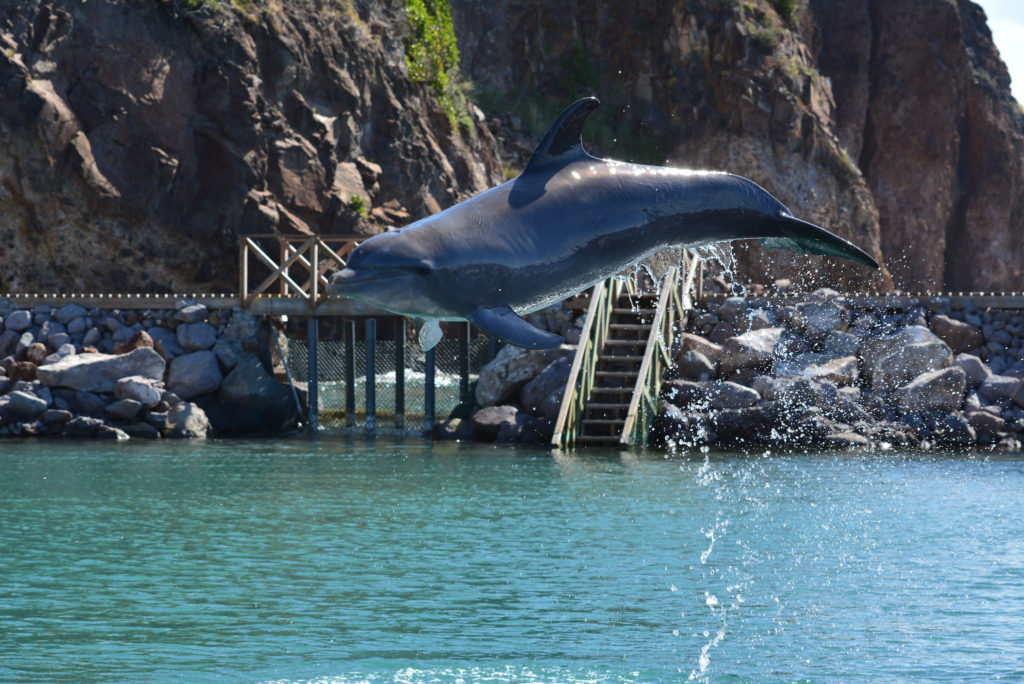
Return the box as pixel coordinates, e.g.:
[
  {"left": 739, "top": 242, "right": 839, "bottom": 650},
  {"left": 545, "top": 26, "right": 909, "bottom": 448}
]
[
  {"left": 177, "top": 322, "right": 218, "bottom": 351},
  {"left": 114, "top": 376, "right": 163, "bottom": 407},
  {"left": 122, "top": 421, "right": 160, "bottom": 439},
  {"left": 42, "top": 409, "right": 73, "bottom": 426},
  {"left": 113, "top": 329, "right": 154, "bottom": 355},
  {"left": 95, "top": 424, "right": 130, "bottom": 441},
  {"left": 64, "top": 416, "right": 103, "bottom": 438},
  {"left": 471, "top": 405, "right": 520, "bottom": 441},
  {"left": 175, "top": 304, "right": 209, "bottom": 324},
  {"left": 54, "top": 303, "right": 88, "bottom": 325},
  {"left": 822, "top": 432, "right": 872, "bottom": 449},
  {"left": 166, "top": 402, "right": 211, "bottom": 438},
  {"left": 25, "top": 343, "right": 48, "bottom": 365},
  {"left": 8, "top": 391, "right": 48, "bottom": 420},
  {"left": 4, "top": 310, "right": 31, "bottom": 332}
]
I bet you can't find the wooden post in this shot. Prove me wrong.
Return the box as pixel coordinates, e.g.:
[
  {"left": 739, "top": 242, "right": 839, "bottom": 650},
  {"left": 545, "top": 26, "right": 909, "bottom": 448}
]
[
  {"left": 345, "top": 320, "right": 356, "bottom": 427},
  {"left": 307, "top": 317, "right": 319, "bottom": 434},
  {"left": 395, "top": 318, "right": 406, "bottom": 430},
  {"left": 425, "top": 347, "right": 436, "bottom": 435},
  {"left": 239, "top": 239, "right": 248, "bottom": 305},
  {"left": 366, "top": 318, "right": 376, "bottom": 436}
]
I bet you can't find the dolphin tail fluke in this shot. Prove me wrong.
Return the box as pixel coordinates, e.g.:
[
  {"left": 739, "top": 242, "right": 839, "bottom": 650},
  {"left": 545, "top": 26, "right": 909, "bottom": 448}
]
[
  {"left": 469, "top": 306, "right": 564, "bottom": 349},
  {"left": 758, "top": 216, "right": 879, "bottom": 269}
]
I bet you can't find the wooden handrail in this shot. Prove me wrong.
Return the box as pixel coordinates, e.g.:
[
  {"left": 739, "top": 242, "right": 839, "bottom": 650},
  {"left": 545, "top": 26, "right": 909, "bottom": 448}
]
[{"left": 238, "top": 234, "right": 363, "bottom": 308}]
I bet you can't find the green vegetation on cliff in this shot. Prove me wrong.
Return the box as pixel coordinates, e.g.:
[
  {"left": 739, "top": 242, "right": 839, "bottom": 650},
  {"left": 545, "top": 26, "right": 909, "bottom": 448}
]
[{"left": 404, "top": 0, "right": 471, "bottom": 131}]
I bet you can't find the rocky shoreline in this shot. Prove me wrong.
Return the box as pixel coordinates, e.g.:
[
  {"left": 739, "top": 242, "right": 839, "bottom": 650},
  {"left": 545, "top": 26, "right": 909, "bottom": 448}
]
[
  {"left": 658, "top": 290, "right": 1024, "bottom": 452},
  {"left": 0, "top": 300, "right": 297, "bottom": 440},
  {"left": 447, "top": 289, "right": 1024, "bottom": 453}
]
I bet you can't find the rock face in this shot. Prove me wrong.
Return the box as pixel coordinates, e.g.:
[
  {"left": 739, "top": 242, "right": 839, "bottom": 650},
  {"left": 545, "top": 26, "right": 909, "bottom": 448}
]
[
  {"left": 452, "top": 0, "right": 1024, "bottom": 292},
  {"left": 0, "top": 0, "right": 501, "bottom": 293}
]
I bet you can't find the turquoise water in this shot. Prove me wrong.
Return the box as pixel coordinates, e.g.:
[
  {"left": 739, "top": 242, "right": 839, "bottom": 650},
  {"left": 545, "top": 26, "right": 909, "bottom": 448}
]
[{"left": 2, "top": 440, "right": 1023, "bottom": 683}]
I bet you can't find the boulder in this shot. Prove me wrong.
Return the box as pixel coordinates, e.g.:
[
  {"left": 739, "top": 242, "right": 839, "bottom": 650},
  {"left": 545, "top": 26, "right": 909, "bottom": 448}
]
[
  {"left": 0, "top": 330, "right": 19, "bottom": 357},
  {"left": 675, "top": 350, "right": 716, "bottom": 381},
  {"left": 42, "top": 409, "right": 72, "bottom": 427},
  {"left": 113, "top": 329, "right": 154, "bottom": 355},
  {"left": 148, "top": 327, "right": 185, "bottom": 359},
  {"left": 106, "top": 399, "right": 143, "bottom": 422},
  {"left": 968, "top": 410, "right": 1007, "bottom": 441},
  {"left": 472, "top": 405, "right": 520, "bottom": 441},
  {"left": 64, "top": 416, "right": 103, "bottom": 438},
  {"left": 8, "top": 391, "right": 47, "bottom": 420},
  {"left": 930, "top": 314, "right": 984, "bottom": 353},
  {"left": 720, "top": 327, "right": 784, "bottom": 375},
  {"left": 210, "top": 355, "right": 297, "bottom": 433},
  {"left": 8, "top": 361, "right": 37, "bottom": 382},
  {"left": 475, "top": 345, "right": 569, "bottom": 407},
  {"left": 662, "top": 379, "right": 760, "bottom": 410},
  {"left": 167, "top": 351, "right": 223, "bottom": 399},
  {"left": 867, "top": 341, "right": 953, "bottom": 390},
  {"left": 774, "top": 352, "right": 858, "bottom": 385},
  {"left": 95, "top": 424, "right": 130, "bottom": 441},
  {"left": 4, "top": 309, "right": 31, "bottom": 332},
  {"left": 676, "top": 333, "right": 723, "bottom": 364},
  {"left": 790, "top": 300, "right": 849, "bottom": 342},
  {"left": 822, "top": 330, "right": 860, "bottom": 357},
  {"left": 166, "top": 402, "right": 212, "bottom": 438},
  {"left": 437, "top": 417, "right": 476, "bottom": 440},
  {"left": 822, "top": 431, "right": 872, "bottom": 449},
  {"left": 25, "top": 343, "right": 48, "bottom": 365},
  {"left": 174, "top": 304, "right": 209, "bottom": 324},
  {"left": 519, "top": 357, "right": 572, "bottom": 417},
  {"left": 114, "top": 376, "right": 163, "bottom": 408},
  {"left": 177, "top": 322, "right": 218, "bottom": 352},
  {"left": 54, "top": 303, "right": 88, "bottom": 325},
  {"left": 37, "top": 348, "right": 165, "bottom": 393},
  {"left": 69, "top": 391, "right": 108, "bottom": 418},
  {"left": 953, "top": 353, "right": 991, "bottom": 389},
  {"left": 894, "top": 367, "right": 967, "bottom": 414},
  {"left": 978, "top": 374, "right": 1022, "bottom": 404},
  {"left": 123, "top": 421, "right": 161, "bottom": 439}
]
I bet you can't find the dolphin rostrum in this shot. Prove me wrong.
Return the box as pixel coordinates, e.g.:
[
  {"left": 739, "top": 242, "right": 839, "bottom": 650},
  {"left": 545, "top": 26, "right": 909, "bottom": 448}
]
[{"left": 329, "top": 97, "right": 879, "bottom": 350}]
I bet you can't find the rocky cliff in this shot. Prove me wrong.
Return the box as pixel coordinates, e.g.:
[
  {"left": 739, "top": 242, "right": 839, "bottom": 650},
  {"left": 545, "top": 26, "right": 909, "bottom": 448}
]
[
  {"left": 0, "top": 0, "right": 501, "bottom": 293},
  {"left": 1, "top": 0, "right": 1021, "bottom": 296},
  {"left": 453, "top": 0, "right": 1024, "bottom": 292}
]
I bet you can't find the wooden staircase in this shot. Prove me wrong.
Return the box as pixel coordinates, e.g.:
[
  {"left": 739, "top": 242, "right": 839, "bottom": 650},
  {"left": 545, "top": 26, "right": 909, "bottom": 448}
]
[{"left": 578, "top": 291, "right": 658, "bottom": 445}]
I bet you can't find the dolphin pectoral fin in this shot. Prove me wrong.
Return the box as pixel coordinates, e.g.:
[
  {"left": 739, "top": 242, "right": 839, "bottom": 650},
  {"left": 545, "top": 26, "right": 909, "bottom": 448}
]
[
  {"left": 469, "top": 306, "right": 564, "bottom": 349},
  {"left": 415, "top": 319, "right": 443, "bottom": 352},
  {"left": 759, "top": 217, "right": 880, "bottom": 269}
]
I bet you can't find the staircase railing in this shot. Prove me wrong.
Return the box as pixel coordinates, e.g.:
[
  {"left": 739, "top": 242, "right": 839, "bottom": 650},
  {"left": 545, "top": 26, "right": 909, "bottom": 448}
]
[
  {"left": 620, "top": 251, "right": 702, "bottom": 447},
  {"left": 551, "top": 276, "right": 635, "bottom": 449}
]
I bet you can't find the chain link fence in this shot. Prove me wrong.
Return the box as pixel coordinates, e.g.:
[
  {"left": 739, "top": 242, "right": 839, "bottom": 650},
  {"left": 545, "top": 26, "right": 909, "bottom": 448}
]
[{"left": 285, "top": 321, "right": 493, "bottom": 434}]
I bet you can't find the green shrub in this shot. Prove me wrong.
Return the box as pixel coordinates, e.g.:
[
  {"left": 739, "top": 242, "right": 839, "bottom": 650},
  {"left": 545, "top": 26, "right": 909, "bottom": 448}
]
[
  {"left": 771, "top": 0, "right": 799, "bottom": 23},
  {"left": 348, "top": 194, "right": 367, "bottom": 215},
  {"left": 404, "top": 0, "right": 471, "bottom": 132}
]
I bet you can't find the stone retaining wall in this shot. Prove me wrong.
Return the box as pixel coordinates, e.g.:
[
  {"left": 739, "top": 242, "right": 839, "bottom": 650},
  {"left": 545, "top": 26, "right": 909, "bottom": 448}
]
[{"left": 0, "top": 300, "right": 297, "bottom": 440}]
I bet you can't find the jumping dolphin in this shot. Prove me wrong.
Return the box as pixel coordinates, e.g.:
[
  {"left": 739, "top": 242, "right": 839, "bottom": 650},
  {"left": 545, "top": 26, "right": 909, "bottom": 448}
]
[{"left": 329, "top": 97, "right": 879, "bottom": 350}]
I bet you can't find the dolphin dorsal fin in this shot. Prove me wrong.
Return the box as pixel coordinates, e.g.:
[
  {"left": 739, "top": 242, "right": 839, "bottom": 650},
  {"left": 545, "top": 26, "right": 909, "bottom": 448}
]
[{"left": 524, "top": 97, "right": 600, "bottom": 173}]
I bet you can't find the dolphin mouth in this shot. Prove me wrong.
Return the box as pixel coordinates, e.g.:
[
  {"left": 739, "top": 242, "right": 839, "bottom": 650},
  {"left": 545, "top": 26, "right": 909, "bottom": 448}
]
[{"left": 331, "top": 267, "right": 378, "bottom": 287}]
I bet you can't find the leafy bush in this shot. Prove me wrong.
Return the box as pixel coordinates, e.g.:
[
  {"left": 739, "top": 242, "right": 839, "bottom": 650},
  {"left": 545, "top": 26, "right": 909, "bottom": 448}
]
[{"left": 404, "top": 0, "right": 471, "bottom": 131}]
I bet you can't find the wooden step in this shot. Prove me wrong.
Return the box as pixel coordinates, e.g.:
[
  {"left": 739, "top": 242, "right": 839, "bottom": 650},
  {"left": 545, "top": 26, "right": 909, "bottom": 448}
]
[
  {"left": 583, "top": 418, "right": 626, "bottom": 426},
  {"left": 605, "top": 339, "right": 645, "bottom": 347},
  {"left": 578, "top": 434, "right": 622, "bottom": 445},
  {"left": 587, "top": 402, "right": 629, "bottom": 411},
  {"left": 612, "top": 307, "right": 656, "bottom": 316}
]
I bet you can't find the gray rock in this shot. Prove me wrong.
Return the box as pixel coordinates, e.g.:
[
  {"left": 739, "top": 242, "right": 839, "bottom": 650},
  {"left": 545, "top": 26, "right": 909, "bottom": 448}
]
[
  {"left": 662, "top": 379, "right": 760, "bottom": 410},
  {"left": 114, "top": 376, "right": 163, "bottom": 407},
  {"left": 223, "top": 308, "right": 262, "bottom": 341},
  {"left": 720, "top": 327, "right": 784, "bottom": 375},
  {"left": 95, "top": 424, "right": 130, "bottom": 441},
  {"left": 67, "top": 316, "right": 88, "bottom": 335},
  {"left": 70, "top": 391, "right": 109, "bottom": 418},
  {"left": 106, "top": 399, "right": 143, "bottom": 422},
  {"left": 676, "top": 333, "right": 723, "bottom": 364},
  {"left": 471, "top": 405, "right": 520, "bottom": 441},
  {"left": 212, "top": 338, "right": 246, "bottom": 371},
  {"left": 475, "top": 344, "right": 570, "bottom": 407},
  {"left": 64, "top": 416, "right": 103, "bottom": 438},
  {"left": 16, "top": 331, "right": 34, "bottom": 358},
  {"left": 895, "top": 367, "right": 967, "bottom": 414},
  {"left": 4, "top": 310, "right": 31, "bottom": 332},
  {"left": 520, "top": 357, "right": 572, "bottom": 417},
  {"left": 82, "top": 327, "right": 101, "bottom": 347},
  {"left": 953, "top": 353, "right": 991, "bottom": 389},
  {"left": 930, "top": 314, "right": 984, "bottom": 353},
  {"left": 123, "top": 421, "right": 161, "bottom": 439},
  {"left": 144, "top": 411, "right": 170, "bottom": 432},
  {"left": 8, "top": 391, "right": 47, "bottom": 420},
  {"left": 437, "top": 417, "right": 476, "bottom": 441},
  {"left": 212, "top": 355, "right": 297, "bottom": 433},
  {"left": 675, "top": 350, "right": 716, "bottom": 381},
  {"left": 867, "top": 341, "right": 953, "bottom": 390},
  {"left": 42, "top": 409, "right": 72, "bottom": 426},
  {"left": 166, "top": 402, "right": 212, "bottom": 438},
  {"left": 968, "top": 411, "right": 1007, "bottom": 441},
  {"left": 0, "top": 330, "right": 18, "bottom": 357},
  {"left": 750, "top": 375, "right": 795, "bottom": 402},
  {"left": 37, "top": 348, "right": 165, "bottom": 393},
  {"left": 791, "top": 301, "right": 849, "bottom": 342},
  {"left": 177, "top": 322, "right": 218, "bottom": 352},
  {"left": 822, "top": 330, "right": 860, "bottom": 357},
  {"left": 46, "top": 332, "right": 71, "bottom": 351},
  {"left": 175, "top": 304, "right": 209, "bottom": 324},
  {"left": 822, "top": 431, "right": 872, "bottom": 449},
  {"left": 55, "top": 303, "right": 88, "bottom": 325},
  {"left": 167, "top": 351, "right": 223, "bottom": 399},
  {"left": 978, "top": 375, "right": 1022, "bottom": 404}
]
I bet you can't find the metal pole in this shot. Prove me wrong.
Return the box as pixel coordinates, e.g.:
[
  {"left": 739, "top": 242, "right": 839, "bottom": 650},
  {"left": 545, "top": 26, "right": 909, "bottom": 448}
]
[
  {"left": 345, "top": 320, "right": 355, "bottom": 427},
  {"left": 307, "top": 317, "right": 319, "bottom": 434},
  {"left": 488, "top": 335, "right": 499, "bottom": 363},
  {"left": 460, "top": 322, "right": 471, "bottom": 404},
  {"left": 366, "top": 318, "right": 376, "bottom": 436},
  {"left": 425, "top": 347, "right": 436, "bottom": 435},
  {"left": 395, "top": 318, "right": 406, "bottom": 430}
]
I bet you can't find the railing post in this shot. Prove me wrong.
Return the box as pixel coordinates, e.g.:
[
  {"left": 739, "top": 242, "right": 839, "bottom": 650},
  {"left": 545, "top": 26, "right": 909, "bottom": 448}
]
[
  {"left": 460, "top": 322, "right": 471, "bottom": 404},
  {"left": 310, "top": 238, "right": 320, "bottom": 305},
  {"left": 239, "top": 238, "right": 248, "bottom": 305},
  {"left": 345, "top": 320, "right": 356, "bottom": 428},
  {"left": 395, "top": 318, "right": 406, "bottom": 430},
  {"left": 425, "top": 347, "right": 436, "bottom": 435},
  {"left": 307, "top": 317, "right": 319, "bottom": 435},
  {"left": 366, "top": 318, "right": 376, "bottom": 436}
]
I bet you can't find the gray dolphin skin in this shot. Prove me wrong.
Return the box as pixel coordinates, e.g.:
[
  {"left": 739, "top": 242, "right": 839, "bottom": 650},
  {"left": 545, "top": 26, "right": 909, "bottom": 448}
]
[{"left": 329, "top": 97, "right": 879, "bottom": 350}]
